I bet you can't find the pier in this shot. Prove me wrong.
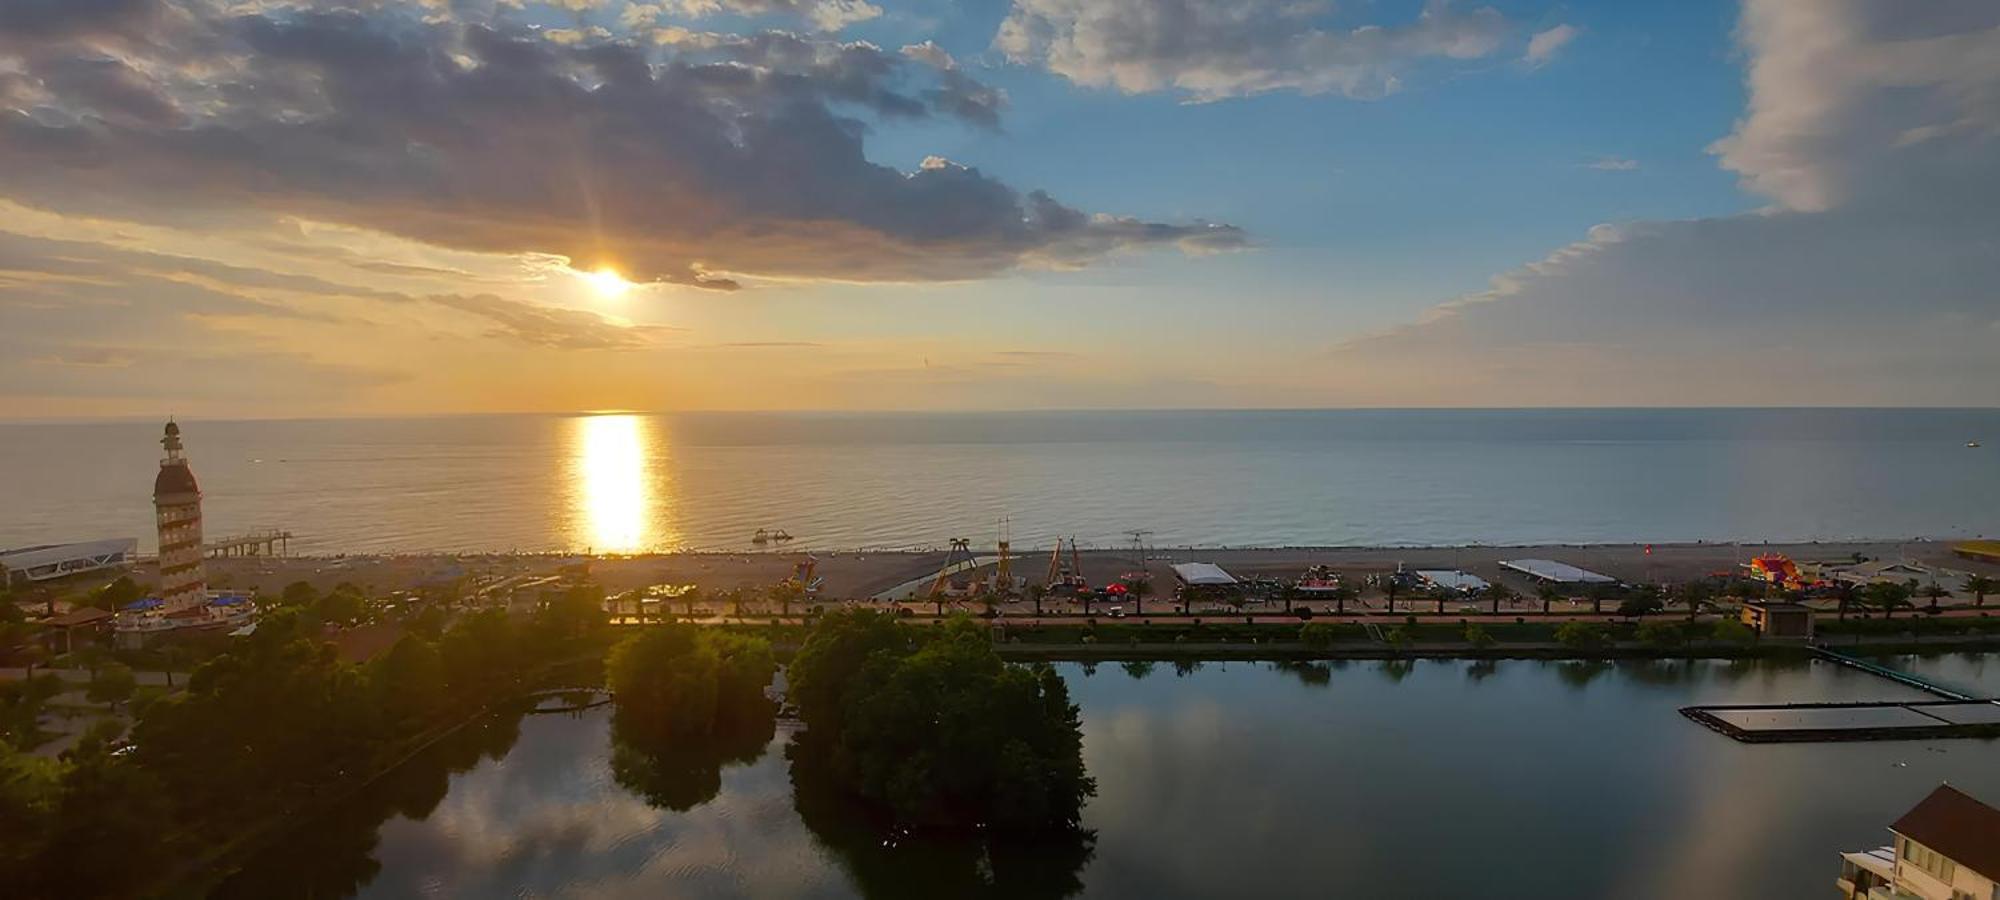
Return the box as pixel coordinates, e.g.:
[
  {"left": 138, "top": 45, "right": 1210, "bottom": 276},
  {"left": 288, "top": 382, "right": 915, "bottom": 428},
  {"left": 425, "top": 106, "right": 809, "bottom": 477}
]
[
  {"left": 204, "top": 530, "right": 292, "bottom": 558},
  {"left": 1682, "top": 649, "right": 1995, "bottom": 742}
]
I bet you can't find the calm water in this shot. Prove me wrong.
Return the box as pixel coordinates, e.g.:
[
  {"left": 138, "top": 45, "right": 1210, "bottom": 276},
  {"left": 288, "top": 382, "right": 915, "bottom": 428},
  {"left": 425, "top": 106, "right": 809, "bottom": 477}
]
[
  {"left": 3, "top": 409, "right": 1997, "bottom": 554},
  {"left": 215, "top": 655, "right": 2000, "bottom": 899}
]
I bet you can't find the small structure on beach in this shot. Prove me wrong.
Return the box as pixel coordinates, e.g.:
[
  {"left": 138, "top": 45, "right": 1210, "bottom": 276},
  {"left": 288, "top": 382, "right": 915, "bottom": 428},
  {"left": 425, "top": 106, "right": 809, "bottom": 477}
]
[
  {"left": 1838, "top": 785, "right": 2000, "bottom": 900},
  {"left": 1740, "top": 600, "right": 1813, "bottom": 639},
  {"left": 1499, "top": 558, "right": 1616, "bottom": 585},
  {"left": 1171, "top": 562, "right": 1238, "bottom": 588},
  {"left": 1746, "top": 554, "right": 1806, "bottom": 589},
  {"left": 1414, "top": 569, "right": 1488, "bottom": 594}
]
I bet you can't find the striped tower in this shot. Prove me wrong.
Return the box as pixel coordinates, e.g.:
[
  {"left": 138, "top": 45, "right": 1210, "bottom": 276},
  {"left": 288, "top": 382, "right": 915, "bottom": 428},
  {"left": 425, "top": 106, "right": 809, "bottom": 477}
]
[{"left": 154, "top": 420, "right": 206, "bottom": 613}]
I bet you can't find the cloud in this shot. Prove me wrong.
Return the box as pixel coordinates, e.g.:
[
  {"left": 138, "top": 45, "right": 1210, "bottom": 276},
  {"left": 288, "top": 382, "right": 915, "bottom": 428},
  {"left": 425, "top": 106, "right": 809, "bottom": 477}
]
[
  {"left": 424, "top": 293, "right": 677, "bottom": 349},
  {"left": 1324, "top": 0, "right": 2000, "bottom": 406},
  {"left": 1585, "top": 156, "right": 1638, "bottom": 171},
  {"left": 0, "top": 3, "right": 1240, "bottom": 290},
  {"left": 994, "top": 0, "right": 1513, "bottom": 101},
  {"left": 651, "top": 0, "right": 882, "bottom": 32},
  {"left": 1524, "top": 23, "right": 1577, "bottom": 66},
  {"left": 1709, "top": 0, "right": 2000, "bottom": 212},
  {"left": 34, "top": 346, "right": 137, "bottom": 368}
]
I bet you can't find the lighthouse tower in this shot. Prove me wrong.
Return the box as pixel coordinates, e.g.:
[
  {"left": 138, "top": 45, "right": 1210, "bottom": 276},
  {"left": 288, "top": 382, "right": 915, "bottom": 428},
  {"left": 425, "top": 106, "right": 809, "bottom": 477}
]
[{"left": 154, "top": 420, "right": 207, "bottom": 613}]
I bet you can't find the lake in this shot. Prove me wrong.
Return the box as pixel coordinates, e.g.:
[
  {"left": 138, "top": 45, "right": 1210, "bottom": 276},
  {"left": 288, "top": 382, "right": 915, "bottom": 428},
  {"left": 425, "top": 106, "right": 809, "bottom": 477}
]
[
  {"left": 4, "top": 408, "right": 1999, "bottom": 555},
  {"left": 215, "top": 653, "right": 2000, "bottom": 899}
]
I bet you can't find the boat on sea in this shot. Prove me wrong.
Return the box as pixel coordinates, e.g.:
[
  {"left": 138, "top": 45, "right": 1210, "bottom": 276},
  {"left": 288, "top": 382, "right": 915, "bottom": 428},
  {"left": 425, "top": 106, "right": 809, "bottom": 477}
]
[
  {"left": 1971, "top": 441, "right": 1984, "bottom": 448},
  {"left": 752, "top": 528, "right": 770, "bottom": 545}
]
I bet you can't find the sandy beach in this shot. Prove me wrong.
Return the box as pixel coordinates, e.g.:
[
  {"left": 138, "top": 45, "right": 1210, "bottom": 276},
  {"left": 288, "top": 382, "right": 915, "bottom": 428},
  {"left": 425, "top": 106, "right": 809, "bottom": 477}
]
[{"left": 183, "top": 538, "right": 1999, "bottom": 613}]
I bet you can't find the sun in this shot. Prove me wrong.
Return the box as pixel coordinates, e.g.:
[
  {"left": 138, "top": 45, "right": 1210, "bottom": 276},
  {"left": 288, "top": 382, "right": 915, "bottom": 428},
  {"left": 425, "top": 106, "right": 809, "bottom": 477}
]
[{"left": 580, "top": 266, "right": 633, "bottom": 299}]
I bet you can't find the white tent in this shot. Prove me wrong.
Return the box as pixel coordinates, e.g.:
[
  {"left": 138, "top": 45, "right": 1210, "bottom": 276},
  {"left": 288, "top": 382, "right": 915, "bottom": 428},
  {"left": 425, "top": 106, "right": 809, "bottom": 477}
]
[{"left": 1171, "top": 562, "right": 1239, "bottom": 586}]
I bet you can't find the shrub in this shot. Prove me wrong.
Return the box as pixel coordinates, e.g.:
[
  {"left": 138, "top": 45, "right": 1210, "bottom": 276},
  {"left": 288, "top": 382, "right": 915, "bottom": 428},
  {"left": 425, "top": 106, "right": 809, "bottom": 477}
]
[{"left": 1554, "top": 621, "right": 1607, "bottom": 652}]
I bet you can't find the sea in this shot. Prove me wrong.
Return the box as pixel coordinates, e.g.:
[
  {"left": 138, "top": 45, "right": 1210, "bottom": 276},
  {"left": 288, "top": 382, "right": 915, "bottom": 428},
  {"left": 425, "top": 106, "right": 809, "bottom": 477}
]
[{"left": 1, "top": 408, "right": 1996, "bottom": 556}]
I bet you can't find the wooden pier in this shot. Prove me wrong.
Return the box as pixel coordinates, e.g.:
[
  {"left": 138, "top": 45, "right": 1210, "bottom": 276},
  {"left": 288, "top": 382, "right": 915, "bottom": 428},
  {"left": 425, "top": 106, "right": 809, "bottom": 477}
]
[{"left": 204, "top": 530, "right": 292, "bottom": 558}]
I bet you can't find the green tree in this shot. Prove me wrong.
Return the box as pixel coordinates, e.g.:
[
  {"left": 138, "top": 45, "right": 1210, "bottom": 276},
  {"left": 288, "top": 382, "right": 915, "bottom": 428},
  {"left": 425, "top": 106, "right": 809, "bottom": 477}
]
[
  {"left": 1463, "top": 623, "right": 1495, "bottom": 649},
  {"left": 1385, "top": 625, "right": 1415, "bottom": 654},
  {"left": 1299, "top": 622, "right": 1339, "bottom": 650},
  {"left": 1828, "top": 580, "right": 1859, "bottom": 621},
  {"left": 1538, "top": 584, "right": 1560, "bottom": 615},
  {"left": 280, "top": 580, "right": 319, "bottom": 608},
  {"left": 92, "top": 576, "right": 145, "bottom": 612},
  {"left": 789, "top": 614, "right": 1093, "bottom": 831},
  {"left": 1676, "top": 582, "right": 1713, "bottom": 622},
  {"left": 371, "top": 636, "right": 446, "bottom": 727},
  {"left": 1329, "top": 584, "right": 1354, "bottom": 616},
  {"left": 1964, "top": 575, "right": 1994, "bottom": 608},
  {"left": 86, "top": 664, "right": 137, "bottom": 709},
  {"left": 1711, "top": 618, "right": 1756, "bottom": 644},
  {"left": 1554, "top": 621, "right": 1606, "bottom": 652},
  {"left": 607, "top": 624, "right": 775, "bottom": 741},
  {"left": 1864, "top": 581, "right": 1912, "bottom": 619},
  {"left": 1128, "top": 576, "right": 1152, "bottom": 616},
  {"left": 1919, "top": 582, "right": 1950, "bottom": 612},
  {"left": 1486, "top": 582, "right": 1517, "bottom": 615},
  {"left": 1636, "top": 619, "right": 1686, "bottom": 650},
  {"left": 1619, "top": 591, "right": 1663, "bottom": 620}
]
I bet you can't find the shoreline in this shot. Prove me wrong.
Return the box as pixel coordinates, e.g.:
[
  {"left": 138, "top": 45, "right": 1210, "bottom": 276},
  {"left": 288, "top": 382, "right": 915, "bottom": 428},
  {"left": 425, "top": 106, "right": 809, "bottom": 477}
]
[{"left": 183, "top": 537, "right": 1998, "bottom": 607}]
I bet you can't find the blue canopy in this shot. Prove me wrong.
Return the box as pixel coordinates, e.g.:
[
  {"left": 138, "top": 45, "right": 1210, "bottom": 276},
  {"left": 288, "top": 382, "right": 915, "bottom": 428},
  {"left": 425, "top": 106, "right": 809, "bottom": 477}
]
[
  {"left": 211, "top": 595, "right": 248, "bottom": 607},
  {"left": 123, "top": 598, "right": 164, "bottom": 611}
]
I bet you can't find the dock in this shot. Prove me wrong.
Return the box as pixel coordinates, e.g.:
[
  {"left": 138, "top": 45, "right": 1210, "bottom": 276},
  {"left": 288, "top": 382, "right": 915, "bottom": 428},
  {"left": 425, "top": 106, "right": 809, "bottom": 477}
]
[
  {"left": 204, "top": 530, "right": 292, "bottom": 558},
  {"left": 1681, "top": 700, "right": 2000, "bottom": 743},
  {"left": 1682, "top": 647, "right": 1995, "bottom": 742}
]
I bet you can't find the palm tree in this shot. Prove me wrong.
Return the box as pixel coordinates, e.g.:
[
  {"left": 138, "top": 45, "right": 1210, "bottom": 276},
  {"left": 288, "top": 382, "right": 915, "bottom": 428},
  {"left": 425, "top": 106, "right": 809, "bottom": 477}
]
[
  {"left": 1963, "top": 575, "right": 1993, "bottom": 608},
  {"left": 1677, "top": 582, "right": 1711, "bottom": 622},
  {"left": 934, "top": 589, "right": 948, "bottom": 618},
  {"left": 1865, "top": 581, "right": 1910, "bottom": 619},
  {"left": 1538, "top": 584, "right": 1559, "bottom": 615},
  {"left": 1829, "top": 580, "right": 1858, "bottom": 621},
  {"left": 1331, "top": 584, "right": 1354, "bottom": 616},
  {"left": 1921, "top": 581, "right": 1949, "bottom": 612},
  {"left": 1435, "top": 590, "right": 1447, "bottom": 615},
  {"left": 1028, "top": 584, "right": 1045, "bottom": 617},
  {"left": 1383, "top": 578, "right": 1402, "bottom": 614},
  {"left": 1130, "top": 576, "right": 1151, "bottom": 616},
  {"left": 1486, "top": 582, "right": 1517, "bottom": 615},
  {"left": 681, "top": 586, "right": 703, "bottom": 620}
]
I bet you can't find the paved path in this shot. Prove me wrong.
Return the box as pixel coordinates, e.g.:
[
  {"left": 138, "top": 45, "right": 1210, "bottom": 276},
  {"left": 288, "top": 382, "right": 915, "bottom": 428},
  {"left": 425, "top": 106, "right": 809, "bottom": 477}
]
[{"left": 0, "top": 667, "right": 177, "bottom": 686}]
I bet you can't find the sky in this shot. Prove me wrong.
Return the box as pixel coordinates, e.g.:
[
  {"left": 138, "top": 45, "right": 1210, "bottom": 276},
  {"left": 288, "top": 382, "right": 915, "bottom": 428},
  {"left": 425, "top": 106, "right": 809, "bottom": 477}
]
[{"left": 0, "top": 0, "right": 1995, "bottom": 417}]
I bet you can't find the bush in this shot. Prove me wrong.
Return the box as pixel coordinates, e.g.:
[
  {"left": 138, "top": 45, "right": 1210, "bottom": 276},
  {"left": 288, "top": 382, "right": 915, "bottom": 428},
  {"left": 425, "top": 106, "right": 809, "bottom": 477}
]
[
  {"left": 1554, "top": 622, "right": 1607, "bottom": 652},
  {"left": 1463, "top": 623, "right": 1495, "bottom": 649},
  {"left": 1295, "top": 609, "right": 1313, "bottom": 620},
  {"left": 1711, "top": 619, "right": 1756, "bottom": 644},
  {"left": 1299, "top": 622, "right": 1341, "bottom": 650}
]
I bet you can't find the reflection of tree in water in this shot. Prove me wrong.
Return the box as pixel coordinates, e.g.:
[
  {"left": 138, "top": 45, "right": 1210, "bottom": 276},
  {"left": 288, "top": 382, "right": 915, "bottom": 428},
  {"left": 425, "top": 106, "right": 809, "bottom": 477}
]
[
  {"left": 1555, "top": 660, "right": 1610, "bottom": 689},
  {"left": 1120, "top": 660, "right": 1155, "bottom": 680},
  {"left": 786, "top": 733, "right": 1096, "bottom": 900},
  {"left": 1622, "top": 658, "right": 1703, "bottom": 688},
  {"left": 1377, "top": 658, "right": 1415, "bottom": 683},
  {"left": 1172, "top": 659, "right": 1203, "bottom": 678},
  {"left": 1465, "top": 659, "right": 1499, "bottom": 683},
  {"left": 1273, "top": 660, "right": 1333, "bottom": 687},
  {"left": 210, "top": 707, "right": 527, "bottom": 899},
  {"left": 607, "top": 706, "right": 774, "bottom": 812}
]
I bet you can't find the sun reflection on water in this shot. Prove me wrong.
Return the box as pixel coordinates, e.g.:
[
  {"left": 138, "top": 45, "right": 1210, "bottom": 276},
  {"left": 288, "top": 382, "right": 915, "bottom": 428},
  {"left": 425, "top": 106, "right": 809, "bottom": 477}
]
[{"left": 575, "top": 414, "right": 650, "bottom": 553}]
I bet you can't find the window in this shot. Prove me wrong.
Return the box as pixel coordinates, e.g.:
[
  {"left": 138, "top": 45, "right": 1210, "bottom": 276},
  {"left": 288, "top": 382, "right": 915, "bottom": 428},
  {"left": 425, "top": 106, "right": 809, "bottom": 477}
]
[{"left": 1898, "top": 836, "right": 1956, "bottom": 883}]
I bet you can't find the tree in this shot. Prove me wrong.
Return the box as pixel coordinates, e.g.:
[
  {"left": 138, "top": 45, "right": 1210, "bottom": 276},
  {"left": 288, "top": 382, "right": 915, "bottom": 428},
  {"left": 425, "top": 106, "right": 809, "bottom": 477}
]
[
  {"left": 1330, "top": 584, "right": 1354, "bottom": 616},
  {"left": 1828, "top": 580, "right": 1859, "bottom": 621},
  {"left": 1676, "top": 582, "right": 1713, "bottom": 622},
  {"left": 1964, "top": 575, "right": 1994, "bottom": 608},
  {"left": 606, "top": 624, "right": 775, "bottom": 741},
  {"left": 1864, "top": 581, "right": 1912, "bottom": 619},
  {"left": 1538, "top": 584, "right": 1560, "bottom": 615},
  {"left": 92, "top": 576, "right": 145, "bottom": 612},
  {"left": 1586, "top": 585, "right": 1617, "bottom": 616},
  {"left": 770, "top": 582, "right": 803, "bottom": 619},
  {"left": 1027, "top": 584, "right": 1046, "bottom": 617},
  {"left": 1711, "top": 618, "right": 1755, "bottom": 644},
  {"left": 789, "top": 614, "right": 1092, "bottom": 831},
  {"left": 1382, "top": 578, "right": 1402, "bottom": 613},
  {"left": 280, "top": 580, "right": 319, "bottom": 608},
  {"left": 1554, "top": 621, "right": 1606, "bottom": 652},
  {"left": 1128, "top": 576, "right": 1152, "bottom": 616},
  {"left": 1463, "top": 623, "right": 1495, "bottom": 650},
  {"left": 1434, "top": 590, "right": 1447, "bottom": 615},
  {"left": 1636, "top": 619, "right": 1686, "bottom": 650},
  {"left": 1920, "top": 582, "right": 1950, "bottom": 612},
  {"left": 681, "top": 586, "right": 703, "bottom": 619},
  {"left": 1618, "top": 591, "right": 1663, "bottom": 620},
  {"left": 315, "top": 583, "right": 369, "bottom": 626},
  {"left": 371, "top": 636, "right": 446, "bottom": 726},
  {"left": 1486, "top": 582, "right": 1517, "bottom": 615},
  {"left": 157, "top": 644, "right": 191, "bottom": 688},
  {"left": 1384, "top": 626, "right": 1414, "bottom": 654},
  {"left": 1299, "top": 622, "right": 1339, "bottom": 650},
  {"left": 86, "top": 664, "right": 137, "bottom": 709}
]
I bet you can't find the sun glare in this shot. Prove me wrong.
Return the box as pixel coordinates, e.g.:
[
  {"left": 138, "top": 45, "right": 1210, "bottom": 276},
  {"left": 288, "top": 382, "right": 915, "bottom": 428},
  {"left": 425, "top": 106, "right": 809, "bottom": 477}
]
[{"left": 581, "top": 266, "right": 632, "bottom": 299}]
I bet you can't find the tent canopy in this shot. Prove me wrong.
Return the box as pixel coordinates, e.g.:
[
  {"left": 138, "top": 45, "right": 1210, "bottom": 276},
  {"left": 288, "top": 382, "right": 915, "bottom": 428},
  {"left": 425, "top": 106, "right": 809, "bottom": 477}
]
[{"left": 1171, "top": 563, "right": 1238, "bottom": 586}]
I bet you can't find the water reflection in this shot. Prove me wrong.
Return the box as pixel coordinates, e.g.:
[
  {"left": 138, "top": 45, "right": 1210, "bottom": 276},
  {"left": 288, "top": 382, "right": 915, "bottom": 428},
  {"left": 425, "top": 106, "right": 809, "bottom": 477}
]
[
  {"left": 573, "top": 414, "right": 652, "bottom": 553},
  {"left": 217, "top": 657, "right": 2000, "bottom": 899}
]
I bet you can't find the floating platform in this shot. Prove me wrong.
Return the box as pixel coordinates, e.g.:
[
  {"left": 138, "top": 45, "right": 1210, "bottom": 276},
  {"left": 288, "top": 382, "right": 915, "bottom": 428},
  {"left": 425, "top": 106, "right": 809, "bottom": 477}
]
[{"left": 1682, "top": 700, "right": 2000, "bottom": 743}]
